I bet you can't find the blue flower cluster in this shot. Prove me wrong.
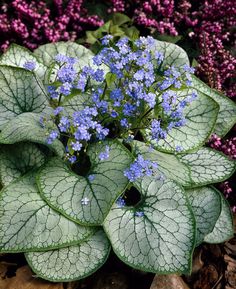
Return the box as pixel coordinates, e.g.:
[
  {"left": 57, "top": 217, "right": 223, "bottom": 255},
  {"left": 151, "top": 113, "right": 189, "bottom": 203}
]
[
  {"left": 150, "top": 89, "right": 197, "bottom": 143},
  {"left": 92, "top": 36, "right": 164, "bottom": 129},
  {"left": 116, "top": 197, "right": 126, "bottom": 208},
  {"left": 47, "top": 54, "right": 105, "bottom": 99},
  {"left": 51, "top": 105, "right": 109, "bottom": 163},
  {"left": 92, "top": 35, "right": 197, "bottom": 146},
  {"left": 124, "top": 155, "right": 158, "bottom": 182},
  {"left": 43, "top": 35, "right": 196, "bottom": 177}
]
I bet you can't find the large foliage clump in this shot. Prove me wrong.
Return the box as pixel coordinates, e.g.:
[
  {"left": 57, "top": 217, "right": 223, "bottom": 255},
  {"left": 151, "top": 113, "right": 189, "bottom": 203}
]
[{"left": 0, "top": 37, "right": 235, "bottom": 282}]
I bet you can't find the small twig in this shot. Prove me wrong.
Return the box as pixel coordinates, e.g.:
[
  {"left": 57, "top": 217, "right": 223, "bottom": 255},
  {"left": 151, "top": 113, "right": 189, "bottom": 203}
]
[{"left": 211, "top": 273, "right": 223, "bottom": 289}]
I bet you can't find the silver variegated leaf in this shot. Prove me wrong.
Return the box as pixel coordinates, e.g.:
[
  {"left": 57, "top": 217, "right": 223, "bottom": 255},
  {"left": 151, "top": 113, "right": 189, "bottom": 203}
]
[
  {"left": 145, "top": 89, "right": 219, "bottom": 153},
  {"left": 0, "top": 66, "right": 49, "bottom": 129},
  {"left": 0, "top": 172, "right": 94, "bottom": 252},
  {"left": 34, "top": 42, "right": 94, "bottom": 68},
  {"left": 204, "top": 192, "right": 234, "bottom": 244},
  {"left": 104, "top": 178, "right": 195, "bottom": 274},
  {"left": 62, "top": 93, "right": 92, "bottom": 117},
  {"left": 151, "top": 39, "right": 190, "bottom": 71},
  {"left": 131, "top": 140, "right": 191, "bottom": 186},
  {"left": 34, "top": 42, "right": 108, "bottom": 85},
  {"left": 25, "top": 230, "right": 110, "bottom": 282},
  {"left": 186, "top": 187, "right": 221, "bottom": 245},
  {"left": 0, "top": 44, "right": 47, "bottom": 81},
  {"left": 179, "top": 148, "right": 235, "bottom": 187},
  {"left": 0, "top": 112, "right": 64, "bottom": 157},
  {"left": 37, "top": 140, "right": 132, "bottom": 225},
  {"left": 0, "top": 142, "right": 46, "bottom": 186},
  {"left": 192, "top": 76, "right": 236, "bottom": 137}
]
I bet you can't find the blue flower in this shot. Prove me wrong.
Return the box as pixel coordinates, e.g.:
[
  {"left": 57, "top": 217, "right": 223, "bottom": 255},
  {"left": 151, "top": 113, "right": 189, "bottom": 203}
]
[
  {"left": 116, "top": 197, "right": 126, "bottom": 208},
  {"left": 99, "top": 145, "right": 110, "bottom": 161},
  {"left": 55, "top": 54, "right": 68, "bottom": 63},
  {"left": 74, "top": 126, "right": 91, "bottom": 141},
  {"left": 71, "top": 141, "right": 82, "bottom": 152},
  {"left": 47, "top": 86, "right": 59, "bottom": 99},
  {"left": 23, "top": 61, "right": 36, "bottom": 71},
  {"left": 68, "top": 155, "right": 77, "bottom": 164},
  {"left": 39, "top": 116, "right": 45, "bottom": 128},
  {"left": 46, "top": 130, "right": 59, "bottom": 144},
  {"left": 101, "top": 34, "right": 113, "bottom": 45},
  {"left": 183, "top": 64, "right": 195, "bottom": 74},
  {"left": 88, "top": 174, "right": 95, "bottom": 182},
  {"left": 175, "top": 145, "right": 183, "bottom": 152},
  {"left": 143, "top": 92, "right": 156, "bottom": 108},
  {"left": 81, "top": 197, "right": 90, "bottom": 205},
  {"left": 111, "top": 111, "right": 119, "bottom": 118},
  {"left": 92, "top": 69, "right": 104, "bottom": 82},
  {"left": 55, "top": 54, "right": 77, "bottom": 65},
  {"left": 154, "top": 51, "right": 164, "bottom": 64},
  {"left": 151, "top": 120, "right": 167, "bottom": 142},
  {"left": 53, "top": 106, "right": 63, "bottom": 116},
  {"left": 60, "top": 82, "right": 72, "bottom": 95},
  {"left": 110, "top": 89, "right": 124, "bottom": 102},
  {"left": 135, "top": 211, "right": 144, "bottom": 217},
  {"left": 134, "top": 69, "right": 145, "bottom": 81},
  {"left": 120, "top": 118, "right": 129, "bottom": 128},
  {"left": 123, "top": 103, "right": 136, "bottom": 116},
  {"left": 95, "top": 124, "right": 109, "bottom": 140},
  {"left": 76, "top": 74, "right": 87, "bottom": 91},
  {"left": 57, "top": 64, "right": 77, "bottom": 83},
  {"left": 58, "top": 116, "right": 70, "bottom": 132}
]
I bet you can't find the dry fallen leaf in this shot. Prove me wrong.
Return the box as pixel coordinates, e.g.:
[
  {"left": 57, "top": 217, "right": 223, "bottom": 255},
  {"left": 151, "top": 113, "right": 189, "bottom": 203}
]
[
  {"left": 225, "top": 239, "right": 236, "bottom": 256},
  {"left": 192, "top": 248, "right": 204, "bottom": 274},
  {"left": 0, "top": 266, "right": 64, "bottom": 289},
  {"left": 224, "top": 254, "right": 236, "bottom": 288},
  {"left": 150, "top": 274, "right": 190, "bottom": 289},
  {"left": 0, "top": 263, "right": 8, "bottom": 279},
  {"left": 193, "top": 264, "right": 219, "bottom": 289}
]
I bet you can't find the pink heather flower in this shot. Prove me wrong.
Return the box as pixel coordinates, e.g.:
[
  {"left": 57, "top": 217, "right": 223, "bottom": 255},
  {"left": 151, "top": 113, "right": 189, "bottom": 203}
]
[
  {"left": 209, "top": 134, "right": 236, "bottom": 211},
  {"left": 209, "top": 134, "right": 236, "bottom": 160},
  {"left": 0, "top": 0, "right": 103, "bottom": 52}
]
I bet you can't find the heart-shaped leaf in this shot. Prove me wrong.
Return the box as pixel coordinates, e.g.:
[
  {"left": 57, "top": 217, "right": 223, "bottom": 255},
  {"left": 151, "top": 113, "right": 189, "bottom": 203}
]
[
  {"left": 104, "top": 177, "right": 195, "bottom": 274},
  {"left": 186, "top": 187, "right": 221, "bottom": 246},
  {"left": 0, "top": 172, "right": 94, "bottom": 252},
  {"left": 204, "top": 192, "right": 234, "bottom": 244},
  {"left": 131, "top": 140, "right": 192, "bottom": 186},
  {"left": 192, "top": 76, "right": 236, "bottom": 137},
  {"left": 152, "top": 40, "right": 190, "bottom": 71},
  {"left": 34, "top": 42, "right": 94, "bottom": 68},
  {"left": 179, "top": 148, "right": 235, "bottom": 187},
  {"left": 0, "top": 44, "right": 47, "bottom": 81},
  {"left": 0, "top": 112, "right": 64, "bottom": 157},
  {"left": 0, "top": 66, "right": 49, "bottom": 129},
  {"left": 144, "top": 89, "right": 219, "bottom": 153},
  {"left": 34, "top": 42, "right": 109, "bottom": 86},
  {"left": 37, "top": 140, "right": 132, "bottom": 225},
  {"left": 0, "top": 142, "right": 46, "bottom": 186},
  {"left": 25, "top": 230, "right": 110, "bottom": 282}
]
